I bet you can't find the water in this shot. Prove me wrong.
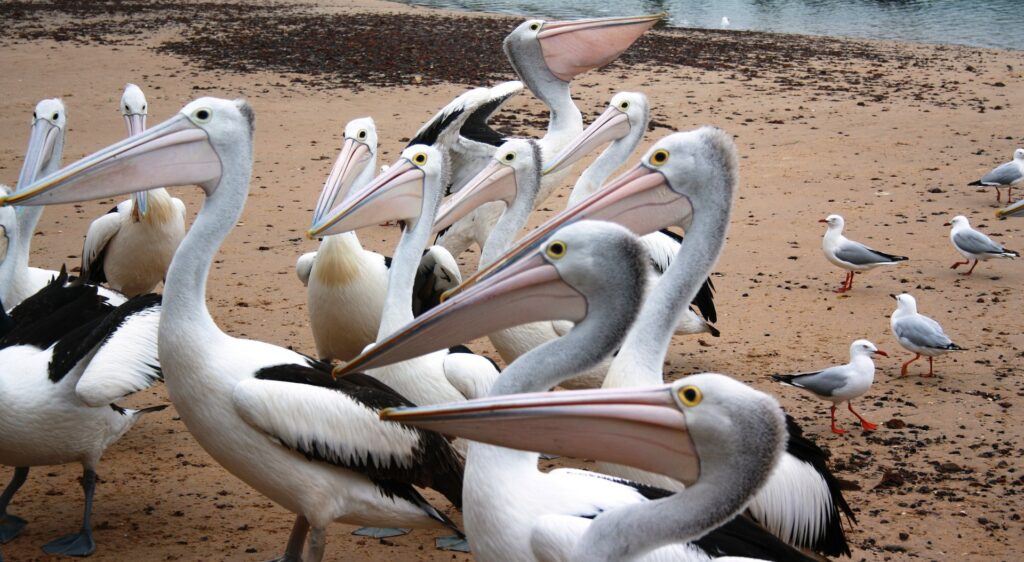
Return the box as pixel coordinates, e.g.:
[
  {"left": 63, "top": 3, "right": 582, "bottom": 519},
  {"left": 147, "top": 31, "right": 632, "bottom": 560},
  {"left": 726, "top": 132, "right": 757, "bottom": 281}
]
[{"left": 399, "top": 0, "right": 1023, "bottom": 51}]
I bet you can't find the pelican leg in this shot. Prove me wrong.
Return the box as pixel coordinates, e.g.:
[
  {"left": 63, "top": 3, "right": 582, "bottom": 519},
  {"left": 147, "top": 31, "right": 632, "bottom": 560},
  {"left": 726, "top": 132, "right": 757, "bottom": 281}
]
[
  {"left": 829, "top": 405, "right": 846, "bottom": 434},
  {"left": 0, "top": 467, "right": 29, "bottom": 543},
  {"left": 900, "top": 353, "right": 921, "bottom": 376},
  {"left": 41, "top": 469, "right": 96, "bottom": 556},
  {"left": 352, "top": 527, "right": 410, "bottom": 538},
  {"left": 848, "top": 402, "right": 877, "bottom": 431},
  {"left": 961, "top": 260, "right": 979, "bottom": 276},
  {"left": 265, "top": 515, "right": 308, "bottom": 562},
  {"left": 436, "top": 534, "right": 471, "bottom": 552},
  {"left": 303, "top": 526, "right": 326, "bottom": 562},
  {"left": 950, "top": 260, "right": 970, "bottom": 270}
]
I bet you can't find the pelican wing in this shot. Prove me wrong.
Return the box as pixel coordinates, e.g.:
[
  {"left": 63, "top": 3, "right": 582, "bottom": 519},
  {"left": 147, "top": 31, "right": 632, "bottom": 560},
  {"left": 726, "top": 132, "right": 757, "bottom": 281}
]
[
  {"left": 458, "top": 81, "right": 523, "bottom": 147},
  {"left": 80, "top": 201, "right": 129, "bottom": 285},
  {"left": 75, "top": 294, "right": 162, "bottom": 406},
  {"left": 295, "top": 251, "right": 316, "bottom": 287},
  {"left": 443, "top": 345, "right": 500, "bottom": 400},
  {"left": 412, "top": 246, "right": 462, "bottom": 316},
  {"left": 953, "top": 228, "right": 1007, "bottom": 255}
]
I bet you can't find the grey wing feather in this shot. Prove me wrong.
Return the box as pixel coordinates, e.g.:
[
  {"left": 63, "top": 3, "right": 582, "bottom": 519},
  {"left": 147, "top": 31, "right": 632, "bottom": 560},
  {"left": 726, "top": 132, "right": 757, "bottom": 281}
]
[
  {"left": 786, "top": 367, "right": 848, "bottom": 397},
  {"left": 954, "top": 229, "right": 1006, "bottom": 255},
  {"left": 834, "top": 240, "right": 900, "bottom": 266},
  {"left": 981, "top": 162, "right": 1023, "bottom": 185},
  {"left": 894, "top": 315, "right": 953, "bottom": 349}
]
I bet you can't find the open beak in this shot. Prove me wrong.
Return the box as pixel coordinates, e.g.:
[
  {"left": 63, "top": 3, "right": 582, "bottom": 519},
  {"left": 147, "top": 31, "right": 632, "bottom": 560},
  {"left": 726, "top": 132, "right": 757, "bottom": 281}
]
[
  {"left": 381, "top": 384, "right": 700, "bottom": 484},
  {"left": 996, "top": 198, "right": 1024, "bottom": 218},
  {"left": 539, "top": 14, "right": 664, "bottom": 81},
  {"left": 16, "top": 118, "right": 61, "bottom": 190},
  {"left": 125, "top": 112, "right": 150, "bottom": 221},
  {"left": 543, "top": 105, "right": 631, "bottom": 176},
  {"left": 308, "top": 159, "right": 422, "bottom": 239},
  {"left": 335, "top": 249, "right": 586, "bottom": 376},
  {"left": 872, "top": 350, "right": 889, "bottom": 358},
  {"left": 312, "top": 138, "right": 372, "bottom": 226},
  {"left": 434, "top": 160, "right": 516, "bottom": 234},
  {"left": 447, "top": 163, "right": 691, "bottom": 300},
  {"left": 2, "top": 113, "right": 221, "bottom": 208}
]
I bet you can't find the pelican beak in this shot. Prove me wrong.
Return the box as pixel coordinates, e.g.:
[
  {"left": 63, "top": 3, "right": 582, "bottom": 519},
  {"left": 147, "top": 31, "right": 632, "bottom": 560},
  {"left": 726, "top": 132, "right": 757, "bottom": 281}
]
[
  {"left": 996, "top": 198, "right": 1024, "bottom": 218},
  {"left": 543, "top": 104, "right": 631, "bottom": 176},
  {"left": 434, "top": 160, "right": 516, "bottom": 233},
  {"left": 539, "top": 14, "right": 664, "bottom": 81},
  {"left": 873, "top": 350, "right": 889, "bottom": 358},
  {"left": 312, "top": 137, "right": 372, "bottom": 225},
  {"left": 381, "top": 384, "right": 700, "bottom": 484},
  {"left": 448, "top": 163, "right": 691, "bottom": 299},
  {"left": 335, "top": 250, "right": 586, "bottom": 376},
  {"left": 16, "top": 118, "right": 61, "bottom": 190},
  {"left": 2, "top": 113, "right": 221, "bottom": 208},
  {"left": 124, "top": 111, "right": 151, "bottom": 221},
  {"left": 124, "top": 112, "right": 146, "bottom": 138},
  {"left": 308, "top": 159, "right": 422, "bottom": 239}
]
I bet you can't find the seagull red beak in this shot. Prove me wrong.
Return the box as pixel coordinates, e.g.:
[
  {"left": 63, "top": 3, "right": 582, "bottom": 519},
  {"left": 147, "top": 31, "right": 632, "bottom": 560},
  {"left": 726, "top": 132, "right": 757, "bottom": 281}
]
[
  {"left": 818, "top": 218, "right": 828, "bottom": 223},
  {"left": 873, "top": 350, "right": 889, "bottom": 357}
]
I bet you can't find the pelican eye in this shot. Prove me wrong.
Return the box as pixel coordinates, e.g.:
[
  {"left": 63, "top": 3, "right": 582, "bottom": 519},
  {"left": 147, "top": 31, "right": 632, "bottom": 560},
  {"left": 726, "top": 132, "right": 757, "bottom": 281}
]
[
  {"left": 32, "top": 112, "right": 37, "bottom": 119},
  {"left": 357, "top": 129, "right": 367, "bottom": 140},
  {"left": 125, "top": 104, "right": 131, "bottom": 112},
  {"left": 545, "top": 240, "right": 567, "bottom": 259},
  {"left": 529, "top": 22, "right": 540, "bottom": 31},
  {"left": 412, "top": 152, "right": 428, "bottom": 166},
  {"left": 193, "top": 108, "right": 212, "bottom": 123},
  {"left": 619, "top": 101, "right": 630, "bottom": 110},
  {"left": 52, "top": 112, "right": 59, "bottom": 121},
  {"left": 142, "top": 105, "right": 146, "bottom": 111},
  {"left": 678, "top": 385, "right": 702, "bottom": 407},
  {"left": 503, "top": 151, "right": 516, "bottom": 163},
  {"left": 650, "top": 149, "right": 670, "bottom": 166}
]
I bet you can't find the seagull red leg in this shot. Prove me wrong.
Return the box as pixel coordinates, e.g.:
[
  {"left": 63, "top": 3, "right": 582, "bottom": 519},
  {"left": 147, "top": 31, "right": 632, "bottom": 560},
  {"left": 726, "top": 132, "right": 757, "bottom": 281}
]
[
  {"left": 835, "top": 271, "right": 852, "bottom": 293},
  {"left": 830, "top": 405, "right": 846, "bottom": 434},
  {"left": 950, "top": 260, "right": 970, "bottom": 270},
  {"left": 848, "top": 402, "right": 877, "bottom": 431},
  {"left": 900, "top": 353, "right": 920, "bottom": 377},
  {"left": 922, "top": 356, "right": 936, "bottom": 378},
  {"left": 962, "top": 260, "right": 979, "bottom": 275}
]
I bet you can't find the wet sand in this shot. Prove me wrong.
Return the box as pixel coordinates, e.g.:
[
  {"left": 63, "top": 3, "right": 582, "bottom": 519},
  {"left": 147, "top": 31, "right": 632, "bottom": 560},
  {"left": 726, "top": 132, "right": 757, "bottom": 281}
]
[{"left": 1, "top": 0, "right": 1022, "bottom": 560}]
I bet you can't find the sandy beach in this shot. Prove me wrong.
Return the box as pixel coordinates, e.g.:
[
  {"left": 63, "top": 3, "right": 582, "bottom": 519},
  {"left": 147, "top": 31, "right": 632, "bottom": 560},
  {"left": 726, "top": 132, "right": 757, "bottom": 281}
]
[{"left": 1, "top": 0, "right": 1022, "bottom": 560}]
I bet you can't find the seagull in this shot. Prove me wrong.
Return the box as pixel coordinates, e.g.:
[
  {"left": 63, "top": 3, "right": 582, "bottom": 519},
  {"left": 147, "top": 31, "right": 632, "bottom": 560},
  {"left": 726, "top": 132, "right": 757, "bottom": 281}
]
[
  {"left": 772, "top": 340, "right": 886, "bottom": 434},
  {"left": 820, "top": 214, "right": 908, "bottom": 293},
  {"left": 890, "top": 293, "right": 965, "bottom": 377},
  {"left": 968, "top": 148, "right": 1023, "bottom": 202},
  {"left": 945, "top": 215, "right": 1018, "bottom": 275},
  {"left": 721, "top": 16, "right": 731, "bottom": 27}
]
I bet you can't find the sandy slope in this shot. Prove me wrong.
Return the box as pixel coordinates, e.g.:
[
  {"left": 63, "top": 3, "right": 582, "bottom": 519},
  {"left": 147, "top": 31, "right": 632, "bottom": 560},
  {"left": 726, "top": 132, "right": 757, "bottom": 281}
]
[{"left": 0, "top": 1, "right": 1022, "bottom": 560}]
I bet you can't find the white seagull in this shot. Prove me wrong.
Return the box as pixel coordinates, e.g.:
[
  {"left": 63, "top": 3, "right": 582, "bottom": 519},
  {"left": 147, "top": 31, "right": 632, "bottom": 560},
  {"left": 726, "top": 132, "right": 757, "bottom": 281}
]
[
  {"left": 79, "top": 84, "right": 187, "bottom": 297},
  {"left": 820, "top": 214, "right": 908, "bottom": 293},
  {"left": 772, "top": 340, "right": 886, "bottom": 434},
  {"left": 890, "top": 293, "right": 965, "bottom": 377},
  {"left": 945, "top": 215, "right": 1018, "bottom": 275},
  {"left": 3, "top": 98, "right": 473, "bottom": 562},
  {"left": 968, "top": 148, "right": 1023, "bottom": 202}
]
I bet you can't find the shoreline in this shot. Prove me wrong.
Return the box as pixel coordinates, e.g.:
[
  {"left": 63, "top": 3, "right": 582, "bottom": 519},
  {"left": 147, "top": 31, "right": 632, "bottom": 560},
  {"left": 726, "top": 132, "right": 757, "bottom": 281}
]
[{"left": 0, "top": 0, "right": 1022, "bottom": 560}]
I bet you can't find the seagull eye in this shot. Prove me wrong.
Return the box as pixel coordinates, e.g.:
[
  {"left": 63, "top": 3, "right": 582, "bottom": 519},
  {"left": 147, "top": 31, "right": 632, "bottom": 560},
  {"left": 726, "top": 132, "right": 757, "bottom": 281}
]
[
  {"left": 412, "top": 152, "right": 428, "bottom": 166},
  {"left": 650, "top": 149, "right": 670, "bottom": 166},
  {"left": 192, "top": 108, "right": 212, "bottom": 123},
  {"left": 545, "top": 240, "right": 567, "bottom": 259},
  {"left": 678, "top": 385, "right": 702, "bottom": 407}
]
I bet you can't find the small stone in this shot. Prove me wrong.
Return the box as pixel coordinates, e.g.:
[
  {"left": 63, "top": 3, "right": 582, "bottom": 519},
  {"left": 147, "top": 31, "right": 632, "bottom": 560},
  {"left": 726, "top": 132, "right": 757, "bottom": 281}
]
[
  {"left": 899, "top": 532, "right": 909, "bottom": 541},
  {"left": 885, "top": 418, "right": 906, "bottom": 429}
]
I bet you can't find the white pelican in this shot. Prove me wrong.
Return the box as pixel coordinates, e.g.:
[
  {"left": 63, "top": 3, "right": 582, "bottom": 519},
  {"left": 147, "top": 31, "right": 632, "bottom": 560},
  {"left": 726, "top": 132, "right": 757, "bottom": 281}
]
[
  {"left": 309, "top": 143, "right": 501, "bottom": 406},
  {"left": 945, "top": 215, "right": 1018, "bottom": 275},
  {"left": 296, "top": 118, "right": 461, "bottom": 361},
  {"left": 341, "top": 220, "right": 815, "bottom": 561},
  {"left": 435, "top": 14, "right": 662, "bottom": 258},
  {"left": 435, "top": 130, "right": 857, "bottom": 556},
  {"left": 0, "top": 207, "right": 165, "bottom": 555},
  {"left": 3, "top": 98, "right": 470, "bottom": 561},
  {"left": 79, "top": 84, "right": 187, "bottom": 297},
  {"left": 772, "top": 339, "right": 886, "bottom": 434},
  {"left": 968, "top": 147, "right": 1023, "bottom": 202},
  {"left": 820, "top": 214, "right": 908, "bottom": 293},
  {"left": 890, "top": 293, "right": 966, "bottom": 377},
  {"left": 996, "top": 194, "right": 1024, "bottom": 217}
]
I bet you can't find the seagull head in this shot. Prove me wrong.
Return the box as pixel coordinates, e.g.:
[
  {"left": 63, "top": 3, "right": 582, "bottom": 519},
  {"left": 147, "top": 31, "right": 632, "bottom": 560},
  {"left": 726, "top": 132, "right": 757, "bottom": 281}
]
[
  {"left": 851, "top": 339, "right": 887, "bottom": 359},
  {"left": 819, "top": 214, "right": 843, "bottom": 230}
]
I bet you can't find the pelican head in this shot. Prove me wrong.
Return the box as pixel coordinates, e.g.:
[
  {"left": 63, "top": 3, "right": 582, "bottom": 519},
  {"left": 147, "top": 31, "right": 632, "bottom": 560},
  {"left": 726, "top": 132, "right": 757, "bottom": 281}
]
[
  {"left": 336, "top": 220, "right": 648, "bottom": 375},
  {"left": 433, "top": 138, "right": 541, "bottom": 233},
  {"left": 311, "top": 117, "right": 378, "bottom": 226},
  {"left": 309, "top": 144, "right": 444, "bottom": 237},
  {"left": 120, "top": 83, "right": 154, "bottom": 220},
  {"left": 504, "top": 14, "right": 663, "bottom": 85},
  {"left": 17, "top": 99, "right": 67, "bottom": 193},
  {"left": 447, "top": 127, "right": 738, "bottom": 299},
  {"left": 543, "top": 91, "right": 650, "bottom": 176},
  {"left": 2, "top": 97, "right": 252, "bottom": 208},
  {"left": 382, "top": 373, "right": 786, "bottom": 495}
]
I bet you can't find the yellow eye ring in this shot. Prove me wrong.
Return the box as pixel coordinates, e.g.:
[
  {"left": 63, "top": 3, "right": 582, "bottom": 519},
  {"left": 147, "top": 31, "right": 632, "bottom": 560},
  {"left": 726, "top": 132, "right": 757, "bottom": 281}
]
[
  {"left": 619, "top": 101, "right": 630, "bottom": 110},
  {"left": 529, "top": 22, "right": 540, "bottom": 31},
  {"left": 503, "top": 151, "right": 516, "bottom": 163},
  {"left": 650, "top": 149, "right": 669, "bottom": 166},
  {"left": 193, "top": 108, "right": 213, "bottom": 123},
  {"left": 357, "top": 129, "right": 367, "bottom": 140},
  {"left": 546, "top": 240, "right": 567, "bottom": 259},
  {"left": 412, "top": 152, "right": 428, "bottom": 166},
  {"left": 678, "top": 385, "right": 702, "bottom": 407}
]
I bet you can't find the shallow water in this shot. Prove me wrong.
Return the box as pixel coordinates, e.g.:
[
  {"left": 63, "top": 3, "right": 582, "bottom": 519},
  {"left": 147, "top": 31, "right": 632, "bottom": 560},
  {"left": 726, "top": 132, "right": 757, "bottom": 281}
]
[{"left": 399, "top": 0, "right": 1024, "bottom": 51}]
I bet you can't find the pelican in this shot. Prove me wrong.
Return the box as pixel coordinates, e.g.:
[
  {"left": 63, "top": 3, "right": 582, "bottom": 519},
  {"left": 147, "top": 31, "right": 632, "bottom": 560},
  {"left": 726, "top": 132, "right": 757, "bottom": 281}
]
[
  {"left": 0, "top": 202, "right": 165, "bottom": 555},
  {"left": 3, "top": 98, "right": 469, "bottom": 562},
  {"left": 338, "top": 220, "right": 814, "bottom": 561},
  {"left": 436, "top": 14, "right": 662, "bottom": 258},
  {"left": 296, "top": 117, "right": 461, "bottom": 361},
  {"left": 79, "top": 84, "right": 187, "bottom": 297},
  {"left": 429, "top": 129, "right": 856, "bottom": 556},
  {"left": 308, "top": 141, "right": 501, "bottom": 406}
]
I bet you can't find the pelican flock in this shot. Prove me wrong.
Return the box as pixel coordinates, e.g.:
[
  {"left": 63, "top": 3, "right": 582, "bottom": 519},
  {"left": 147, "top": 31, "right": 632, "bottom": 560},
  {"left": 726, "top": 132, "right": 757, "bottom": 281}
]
[{"left": 0, "top": 7, "right": 1012, "bottom": 562}]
